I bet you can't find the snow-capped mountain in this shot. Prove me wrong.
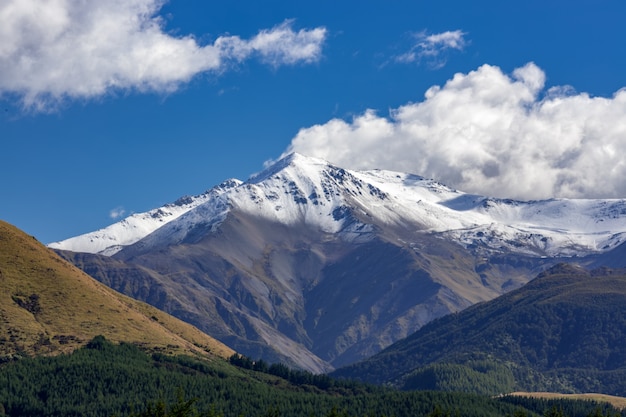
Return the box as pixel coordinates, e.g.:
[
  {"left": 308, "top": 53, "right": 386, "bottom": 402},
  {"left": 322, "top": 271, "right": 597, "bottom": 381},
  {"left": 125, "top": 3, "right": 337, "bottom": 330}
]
[
  {"left": 48, "top": 179, "right": 242, "bottom": 256},
  {"left": 53, "top": 153, "right": 626, "bottom": 373},
  {"left": 51, "top": 152, "right": 626, "bottom": 258}
]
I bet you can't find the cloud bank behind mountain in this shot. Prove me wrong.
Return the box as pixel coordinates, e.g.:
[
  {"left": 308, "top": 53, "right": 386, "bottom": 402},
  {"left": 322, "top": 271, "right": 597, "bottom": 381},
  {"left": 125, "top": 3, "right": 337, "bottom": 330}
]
[{"left": 284, "top": 63, "right": 626, "bottom": 200}]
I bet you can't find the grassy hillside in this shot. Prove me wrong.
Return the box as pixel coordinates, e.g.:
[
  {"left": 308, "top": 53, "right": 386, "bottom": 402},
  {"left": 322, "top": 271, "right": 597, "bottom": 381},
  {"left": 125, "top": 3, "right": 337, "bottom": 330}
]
[
  {"left": 0, "top": 220, "right": 233, "bottom": 361},
  {"left": 332, "top": 264, "right": 626, "bottom": 395}
]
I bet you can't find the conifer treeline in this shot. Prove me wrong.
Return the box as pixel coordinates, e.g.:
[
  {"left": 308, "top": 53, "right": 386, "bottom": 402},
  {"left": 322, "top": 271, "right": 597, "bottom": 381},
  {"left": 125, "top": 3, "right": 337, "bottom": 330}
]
[{"left": 0, "top": 337, "right": 624, "bottom": 417}]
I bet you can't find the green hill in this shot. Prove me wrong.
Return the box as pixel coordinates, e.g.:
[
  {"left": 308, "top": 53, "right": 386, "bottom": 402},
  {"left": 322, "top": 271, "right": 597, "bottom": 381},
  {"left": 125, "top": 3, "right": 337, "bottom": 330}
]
[
  {"left": 0, "top": 219, "right": 234, "bottom": 360},
  {"left": 332, "top": 264, "right": 626, "bottom": 395}
]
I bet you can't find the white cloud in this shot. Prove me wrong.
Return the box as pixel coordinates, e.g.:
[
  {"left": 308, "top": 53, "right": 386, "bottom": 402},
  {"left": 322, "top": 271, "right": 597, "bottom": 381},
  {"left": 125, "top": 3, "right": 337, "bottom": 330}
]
[
  {"left": 396, "top": 30, "right": 467, "bottom": 68},
  {"left": 216, "top": 19, "right": 326, "bottom": 67},
  {"left": 109, "top": 206, "right": 126, "bottom": 219},
  {"left": 0, "top": 0, "right": 326, "bottom": 110},
  {"left": 284, "top": 62, "right": 626, "bottom": 200}
]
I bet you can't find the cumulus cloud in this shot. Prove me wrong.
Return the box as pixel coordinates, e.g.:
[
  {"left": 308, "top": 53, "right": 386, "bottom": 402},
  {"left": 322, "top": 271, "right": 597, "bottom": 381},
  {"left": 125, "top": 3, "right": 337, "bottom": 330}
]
[
  {"left": 215, "top": 19, "right": 326, "bottom": 67},
  {"left": 396, "top": 30, "right": 467, "bottom": 68},
  {"left": 109, "top": 206, "right": 126, "bottom": 219},
  {"left": 284, "top": 62, "right": 626, "bottom": 200},
  {"left": 0, "top": 0, "right": 326, "bottom": 110}
]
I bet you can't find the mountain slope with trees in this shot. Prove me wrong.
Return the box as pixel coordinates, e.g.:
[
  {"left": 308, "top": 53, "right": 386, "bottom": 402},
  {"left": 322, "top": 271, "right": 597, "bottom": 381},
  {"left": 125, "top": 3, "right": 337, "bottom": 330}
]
[{"left": 332, "top": 264, "right": 626, "bottom": 395}]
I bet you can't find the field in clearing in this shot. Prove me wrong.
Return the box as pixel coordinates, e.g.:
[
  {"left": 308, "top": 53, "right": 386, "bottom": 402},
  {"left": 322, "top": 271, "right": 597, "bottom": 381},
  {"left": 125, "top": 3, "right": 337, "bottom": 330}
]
[{"left": 508, "top": 392, "right": 626, "bottom": 410}]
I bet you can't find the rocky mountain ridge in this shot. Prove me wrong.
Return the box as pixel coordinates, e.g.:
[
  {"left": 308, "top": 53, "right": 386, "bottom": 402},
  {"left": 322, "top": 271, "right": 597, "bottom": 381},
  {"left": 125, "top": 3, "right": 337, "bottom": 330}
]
[{"left": 50, "top": 153, "right": 626, "bottom": 258}]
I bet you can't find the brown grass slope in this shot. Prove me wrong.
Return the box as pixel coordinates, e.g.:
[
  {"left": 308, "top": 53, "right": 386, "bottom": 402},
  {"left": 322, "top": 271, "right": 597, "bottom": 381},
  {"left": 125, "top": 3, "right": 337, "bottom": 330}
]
[
  {"left": 0, "top": 220, "right": 234, "bottom": 360},
  {"left": 507, "top": 392, "right": 626, "bottom": 410}
]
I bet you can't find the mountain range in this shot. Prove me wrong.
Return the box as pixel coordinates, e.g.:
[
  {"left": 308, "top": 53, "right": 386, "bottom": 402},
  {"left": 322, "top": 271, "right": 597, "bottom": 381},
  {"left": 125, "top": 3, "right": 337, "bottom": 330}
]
[
  {"left": 3, "top": 218, "right": 625, "bottom": 417},
  {"left": 49, "top": 153, "right": 626, "bottom": 373}
]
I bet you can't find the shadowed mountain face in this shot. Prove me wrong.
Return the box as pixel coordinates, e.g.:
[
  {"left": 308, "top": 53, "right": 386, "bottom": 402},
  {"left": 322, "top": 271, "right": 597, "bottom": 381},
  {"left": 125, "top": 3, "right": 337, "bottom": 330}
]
[
  {"left": 52, "top": 154, "right": 626, "bottom": 373},
  {"left": 0, "top": 220, "right": 234, "bottom": 361},
  {"left": 58, "top": 209, "right": 555, "bottom": 373},
  {"left": 331, "top": 264, "right": 626, "bottom": 395}
]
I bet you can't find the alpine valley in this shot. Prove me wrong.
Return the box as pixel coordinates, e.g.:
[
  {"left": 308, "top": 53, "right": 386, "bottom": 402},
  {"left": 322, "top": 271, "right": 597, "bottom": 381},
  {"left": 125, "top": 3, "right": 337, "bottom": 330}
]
[{"left": 50, "top": 153, "right": 626, "bottom": 373}]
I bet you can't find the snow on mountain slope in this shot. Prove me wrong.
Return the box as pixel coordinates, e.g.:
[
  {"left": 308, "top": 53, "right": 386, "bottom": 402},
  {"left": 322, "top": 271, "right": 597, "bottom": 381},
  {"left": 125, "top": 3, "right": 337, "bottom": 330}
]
[
  {"left": 48, "top": 179, "right": 242, "bottom": 255},
  {"left": 49, "top": 153, "right": 626, "bottom": 258},
  {"left": 439, "top": 197, "right": 626, "bottom": 256}
]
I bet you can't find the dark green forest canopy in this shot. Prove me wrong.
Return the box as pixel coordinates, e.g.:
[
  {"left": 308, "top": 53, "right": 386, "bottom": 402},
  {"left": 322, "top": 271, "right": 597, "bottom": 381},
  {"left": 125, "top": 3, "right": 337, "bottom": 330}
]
[{"left": 0, "top": 337, "right": 624, "bottom": 417}]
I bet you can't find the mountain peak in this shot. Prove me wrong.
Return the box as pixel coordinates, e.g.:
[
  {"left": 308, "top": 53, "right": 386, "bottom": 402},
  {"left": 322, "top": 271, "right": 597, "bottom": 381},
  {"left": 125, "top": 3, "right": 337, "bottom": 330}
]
[
  {"left": 50, "top": 154, "right": 626, "bottom": 259},
  {"left": 278, "top": 151, "right": 328, "bottom": 166},
  {"left": 248, "top": 152, "right": 331, "bottom": 184}
]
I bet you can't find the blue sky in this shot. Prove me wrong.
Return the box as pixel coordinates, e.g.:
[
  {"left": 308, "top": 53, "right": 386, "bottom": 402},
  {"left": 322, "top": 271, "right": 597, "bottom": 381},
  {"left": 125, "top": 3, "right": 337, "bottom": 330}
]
[{"left": 2, "top": 0, "right": 626, "bottom": 244}]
